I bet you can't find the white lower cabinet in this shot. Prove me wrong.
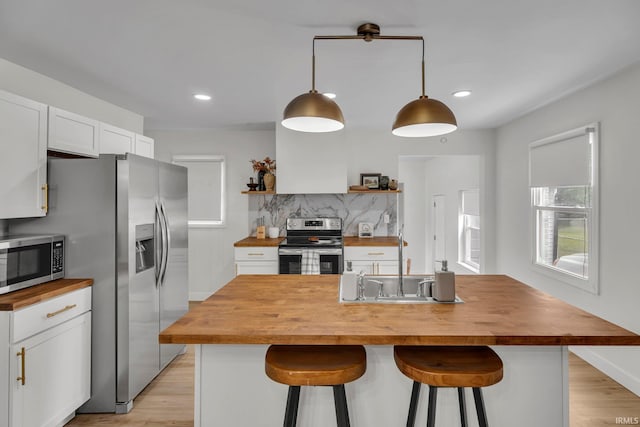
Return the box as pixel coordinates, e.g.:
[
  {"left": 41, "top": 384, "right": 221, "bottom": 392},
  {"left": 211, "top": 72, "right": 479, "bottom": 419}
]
[
  {"left": 1, "top": 287, "right": 92, "bottom": 427},
  {"left": 344, "top": 246, "right": 400, "bottom": 275},
  {"left": 234, "top": 247, "right": 279, "bottom": 275}
]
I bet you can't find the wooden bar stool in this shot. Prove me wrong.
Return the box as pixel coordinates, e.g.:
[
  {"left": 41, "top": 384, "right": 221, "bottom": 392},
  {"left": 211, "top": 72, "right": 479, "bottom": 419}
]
[
  {"left": 265, "top": 345, "right": 366, "bottom": 427},
  {"left": 394, "top": 346, "right": 503, "bottom": 427}
]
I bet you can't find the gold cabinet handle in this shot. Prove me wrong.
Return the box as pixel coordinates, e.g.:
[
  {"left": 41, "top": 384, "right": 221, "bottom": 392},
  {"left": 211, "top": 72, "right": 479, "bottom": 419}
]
[
  {"left": 41, "top": 184, "right": 49, "bottom": 213},
  {"left": 16, "top": 347, "right": 25, "bottom": 385},
  {"left": 367, "top": 252, "right": 384, "bottom": 256},
  {"left": 248, "top": 253, "right": 264, "bottom": 256},
  {"left": 46, "top": 304, "right": 77, "bottom": 318}
]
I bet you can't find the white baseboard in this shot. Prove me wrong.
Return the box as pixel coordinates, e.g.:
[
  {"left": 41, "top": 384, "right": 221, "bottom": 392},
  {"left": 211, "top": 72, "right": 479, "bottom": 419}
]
[
  {"left": 189, "top": 291, "right": 213, "bottom": 301},
  {"left": 570, "top": 346, "right": 640, "bottom": 397}
]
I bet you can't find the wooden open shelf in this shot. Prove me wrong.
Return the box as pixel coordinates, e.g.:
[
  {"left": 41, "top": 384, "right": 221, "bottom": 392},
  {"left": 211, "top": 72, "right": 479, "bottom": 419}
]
[
  {"left": 347, "top": 189, "right": 401, "bottom": 193},
  {"left": 241, "top": 190, "right": 276, "bottom": 195}
]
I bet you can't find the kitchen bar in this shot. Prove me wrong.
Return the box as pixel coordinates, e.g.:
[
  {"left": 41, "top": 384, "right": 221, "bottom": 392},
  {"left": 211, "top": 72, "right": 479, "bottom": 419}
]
[{"left": 160, "top": 274, "right": 640, "bottom": 426}]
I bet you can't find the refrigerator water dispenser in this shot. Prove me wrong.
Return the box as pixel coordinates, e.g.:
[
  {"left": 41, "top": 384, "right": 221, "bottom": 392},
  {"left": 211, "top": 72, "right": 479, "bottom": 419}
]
[{"left": 135, "top": 223, "right": 155, "bottom": 273}]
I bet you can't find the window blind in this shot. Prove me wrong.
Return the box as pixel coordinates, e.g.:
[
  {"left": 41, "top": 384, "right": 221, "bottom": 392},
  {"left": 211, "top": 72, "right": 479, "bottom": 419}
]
[
  {"left": 461, "top": 189, "right": 479, "bottom": 216},
  {"left": 173, "top": 155, "right": 225, "bottom": 225},
  {"left": 529, "top": 127, "right": 594, "bottom": 188}
]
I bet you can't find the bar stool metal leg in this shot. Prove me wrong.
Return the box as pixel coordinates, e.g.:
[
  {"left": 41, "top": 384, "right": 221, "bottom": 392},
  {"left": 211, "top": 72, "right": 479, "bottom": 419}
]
[
  {"left": 472, "top": 387, "right": 489, "bottom": 427},
  {"left": 458, "top": 387, "right": 468, "bottom": 427},
  {"left": 406, "top": 381, "right": 421, "bottom": 427},
  {"left": 284, "top": 386, "right": 300, "bottom": 427},
  {"left": 333, "top": 384, "right": 351, "bottom": 427},
  {"left": 426, "top": 386, "right": 438, "bottom": 427}
]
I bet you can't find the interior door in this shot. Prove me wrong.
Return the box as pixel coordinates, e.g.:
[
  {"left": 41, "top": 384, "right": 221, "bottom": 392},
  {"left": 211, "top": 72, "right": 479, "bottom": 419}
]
[
  {"left": 158, "top": 161, "right": 189, "bottom": 369},
  {"left": 432, "top": 195, "right": 446, "bottom": 267}
]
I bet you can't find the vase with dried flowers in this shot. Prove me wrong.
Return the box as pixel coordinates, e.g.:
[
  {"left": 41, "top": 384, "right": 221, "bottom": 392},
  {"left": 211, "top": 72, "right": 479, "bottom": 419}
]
[{"left": 250, "top": 157, "right": 276, "bottom": 191}]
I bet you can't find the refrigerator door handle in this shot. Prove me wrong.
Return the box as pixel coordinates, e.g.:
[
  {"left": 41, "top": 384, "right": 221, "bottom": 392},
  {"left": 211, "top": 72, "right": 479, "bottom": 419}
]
[
  {"left": 159, "top": 202, "right": 170, "bottom": 286},
  {"left": 154, "top": 201, "right": 165, "bottom": 286}
]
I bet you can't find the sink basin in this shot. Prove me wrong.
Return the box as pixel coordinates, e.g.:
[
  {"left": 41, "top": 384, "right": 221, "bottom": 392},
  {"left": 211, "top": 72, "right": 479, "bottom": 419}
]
[{"left": 339, "top": 275, "right": 463, "bottom": 304}]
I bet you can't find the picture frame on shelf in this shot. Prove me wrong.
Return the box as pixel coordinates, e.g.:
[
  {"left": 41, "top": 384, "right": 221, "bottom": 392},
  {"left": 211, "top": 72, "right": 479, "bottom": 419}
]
[{"left": 360, "top": 173, "right": 381, "bottom": 189}]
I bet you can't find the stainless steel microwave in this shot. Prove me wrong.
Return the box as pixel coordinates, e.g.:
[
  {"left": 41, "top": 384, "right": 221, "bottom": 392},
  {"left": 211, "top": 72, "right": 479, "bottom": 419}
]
[{"left": 0, "top": 234, "right": 64, "bottom": 295}]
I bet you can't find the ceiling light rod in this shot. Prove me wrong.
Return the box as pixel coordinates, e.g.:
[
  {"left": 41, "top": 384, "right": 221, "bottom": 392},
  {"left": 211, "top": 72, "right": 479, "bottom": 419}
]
[
  {"left": 282, "top": 23, "right": 457, "bottom": 136},
  {"left": 310, "top": 23, "right": 426, "bottom": 97}
]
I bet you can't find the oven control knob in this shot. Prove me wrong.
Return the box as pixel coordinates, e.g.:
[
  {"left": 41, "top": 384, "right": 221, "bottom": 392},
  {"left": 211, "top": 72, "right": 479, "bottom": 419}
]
[
  {"left": 289, "top": 219, "right": 299, "bottom": 228},
  {"left": 330, "top": 220, "right": 340, "bottom": 228}
]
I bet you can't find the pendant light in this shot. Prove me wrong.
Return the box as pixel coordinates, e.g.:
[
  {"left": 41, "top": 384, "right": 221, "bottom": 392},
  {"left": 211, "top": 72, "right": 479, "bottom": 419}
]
[
  {"left": 282, "top": 23, "right": 457, "bottom": 137},
  {"left": 281, "top": 34, "right": 344, "bottom": 132}
]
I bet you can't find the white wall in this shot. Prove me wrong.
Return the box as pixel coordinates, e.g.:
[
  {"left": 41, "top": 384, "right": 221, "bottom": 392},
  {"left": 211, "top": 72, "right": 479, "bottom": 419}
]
[
  {"left": 149, "top": 128, "right": 275, "bottom": 300},
  {"left": 0, "top": 57, "right": 143, "bottom": 133},
  {"left": 496, "top": 61, "right": 640, "bottom": 395}
]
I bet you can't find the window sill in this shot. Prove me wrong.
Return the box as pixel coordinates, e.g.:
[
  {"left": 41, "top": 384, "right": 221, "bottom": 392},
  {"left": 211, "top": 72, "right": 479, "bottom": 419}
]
[{"left": 530, "top": 262, "right": 598, "bottom": 295}]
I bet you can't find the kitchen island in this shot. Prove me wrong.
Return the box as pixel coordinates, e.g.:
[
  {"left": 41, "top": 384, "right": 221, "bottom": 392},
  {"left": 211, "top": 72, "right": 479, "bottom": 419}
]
[{"left": 159, "top": 275, "right": 640, "bottom": 426}]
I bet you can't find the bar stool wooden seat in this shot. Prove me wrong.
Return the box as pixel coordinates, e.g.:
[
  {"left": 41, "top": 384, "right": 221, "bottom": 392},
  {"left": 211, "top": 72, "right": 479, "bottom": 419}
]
[
  {"left": 265, "top": 345, "right": 366, "bottom": 427},
  {"left": 394, "top": 346, "right": 503, "bottom": 427}
]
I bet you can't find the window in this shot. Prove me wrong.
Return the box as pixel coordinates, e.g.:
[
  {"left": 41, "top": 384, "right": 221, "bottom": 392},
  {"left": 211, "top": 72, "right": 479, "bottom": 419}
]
[
  {"left": 172, "top": 155, "right": 226, "bottom": 227},
  {"left": 458, "top": 189, "right": 480, "bottom": 272},
  {"left": 529, "top": 124, "right": 599, "bottom": 293}
]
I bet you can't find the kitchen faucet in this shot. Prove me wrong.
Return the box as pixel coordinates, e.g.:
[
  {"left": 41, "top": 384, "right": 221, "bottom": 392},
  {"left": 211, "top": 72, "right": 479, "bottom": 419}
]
[{"left": 398, "top": 224, "right": 405, "bottom": 297}]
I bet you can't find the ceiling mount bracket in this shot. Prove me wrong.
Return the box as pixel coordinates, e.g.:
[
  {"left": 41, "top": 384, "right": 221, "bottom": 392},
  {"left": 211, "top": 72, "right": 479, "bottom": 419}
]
[{"left": 357, "top": 23, "right": 380, "bottom": 42}]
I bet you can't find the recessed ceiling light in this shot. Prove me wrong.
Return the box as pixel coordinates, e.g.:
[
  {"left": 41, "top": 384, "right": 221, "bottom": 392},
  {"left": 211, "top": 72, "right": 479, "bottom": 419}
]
[
  {"left": 194, "top": 94, "right": 212, "bottom": 101},
  {"left": 452, "top": 90, "right": 472, "bottom": 98},
  {"left": 323, "top": 93, "right": 337, "bottom": 99}
]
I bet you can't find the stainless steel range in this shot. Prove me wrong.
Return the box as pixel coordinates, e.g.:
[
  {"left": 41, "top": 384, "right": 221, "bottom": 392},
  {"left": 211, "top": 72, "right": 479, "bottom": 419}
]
[{"left": 278, "top": 217, "right": 343, "bottom": 274}]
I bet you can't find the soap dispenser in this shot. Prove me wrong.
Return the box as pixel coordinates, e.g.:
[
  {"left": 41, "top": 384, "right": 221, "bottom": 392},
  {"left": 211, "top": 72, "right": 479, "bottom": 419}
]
[{"left": 432, "top": 260, "right": 456, "bottom": 302}]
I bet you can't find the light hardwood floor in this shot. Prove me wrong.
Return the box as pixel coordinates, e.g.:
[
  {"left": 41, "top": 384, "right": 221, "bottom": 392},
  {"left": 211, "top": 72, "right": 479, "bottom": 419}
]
[{"left": 65, "top": 347, "right": 640, "bottom": 426}]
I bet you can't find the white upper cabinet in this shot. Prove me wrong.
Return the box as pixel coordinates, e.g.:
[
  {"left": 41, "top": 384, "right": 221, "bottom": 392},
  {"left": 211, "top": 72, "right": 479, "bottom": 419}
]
[
  {"left": 48, "top": 106, "right": 100, "bottom": 157},
  {"left": 275, "top": 124, "right": 347, "bottom": 194},
  {"left": 99, "top": 122, "right": 135, "bottom": 154},
  {"left": 0, "top": 90, "right": 48, "bottom": 219},
  {"left": 134, "top": 133, "right": 155, "bottom": 158}
]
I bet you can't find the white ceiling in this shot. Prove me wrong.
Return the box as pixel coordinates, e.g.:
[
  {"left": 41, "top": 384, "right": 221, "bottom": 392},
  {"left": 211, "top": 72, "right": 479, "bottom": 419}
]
[{"left": 1, "top": 0, "right": 640, "bottom": 131}]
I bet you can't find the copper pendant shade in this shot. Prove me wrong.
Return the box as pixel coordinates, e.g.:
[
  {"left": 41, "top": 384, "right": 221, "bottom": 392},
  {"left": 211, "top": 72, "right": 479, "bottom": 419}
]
[
  {"left": 282, "top": 90, "right": 344, "bottom": 133},
  {"left": 282, "top": 23, "right": 457, "bottom": 137},
  {"left": 392, "top": 96, "right": 457, "bottom": 137}
]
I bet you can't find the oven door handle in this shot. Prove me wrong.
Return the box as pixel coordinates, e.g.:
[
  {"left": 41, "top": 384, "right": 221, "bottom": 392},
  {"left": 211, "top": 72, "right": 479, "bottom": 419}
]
[{"left": 278, "top": 248, "right": 343, "bottom": 256}]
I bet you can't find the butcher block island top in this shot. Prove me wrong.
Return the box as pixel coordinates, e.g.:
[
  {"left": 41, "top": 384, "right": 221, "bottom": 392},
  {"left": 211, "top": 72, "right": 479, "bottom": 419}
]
[{"left": 159, "top": 274, "right": 640, "bottom": 346}]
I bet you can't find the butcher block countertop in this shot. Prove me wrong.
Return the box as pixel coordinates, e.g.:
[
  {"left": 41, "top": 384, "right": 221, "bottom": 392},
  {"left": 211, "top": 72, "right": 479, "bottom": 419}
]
[
  {"left": 234, "top": 237, "right": 284, "bottom": 247},
  {"left": 343, "top": 236, "right": 407, "bottom": 246},
  {"left": 0, "top": 278, "right": 93, "bottom": 311},
  {"left": 159, "top": 275, "right": 640, "bottom": 346}
]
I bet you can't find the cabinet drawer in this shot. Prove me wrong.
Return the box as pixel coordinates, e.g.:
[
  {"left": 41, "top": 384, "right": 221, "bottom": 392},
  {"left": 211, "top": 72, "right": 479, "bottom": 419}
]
[
  {"left": 234, "top": 247, "right": 278, "bottom": 261},
  {"left": 13, "top": 287, "right": 91, "bottom": 343},
  {"left": 344, "top": 246, "right": 397, "bottom": 260}
]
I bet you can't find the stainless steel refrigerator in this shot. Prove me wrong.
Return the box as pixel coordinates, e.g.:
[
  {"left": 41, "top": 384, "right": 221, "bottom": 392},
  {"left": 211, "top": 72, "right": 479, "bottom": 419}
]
[{"left": 11, "top": 153, "right": 188, "bottom": 413}]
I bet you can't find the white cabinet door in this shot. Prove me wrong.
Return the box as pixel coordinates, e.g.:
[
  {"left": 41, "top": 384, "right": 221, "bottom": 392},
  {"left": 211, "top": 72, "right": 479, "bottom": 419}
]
[
  {"left": 134, "top": 134, "right": 155, "bottom": 158},
  {"left": 48, "top": 106, "right": 100, "bottom": 157},
  {"left": 10, "top": 312, "right": 91, "bottom": 427},
  {"left": 234, "top": 247, "right": 278, "bottom": 275},
  {"left": 344, "top": 247, "right": 400, "bottom": 275},
  {"left": 236, "top": 262, "right": 279, "bottom": 275},
  {"left": 0, "top": 90, "right": 48, "bottom": 219},
  {"left": 99, "top": 123, "right": 135, "bottom": 154},
  {"left": 376, "top": 261, "right": 400, "bottom": 275}
]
